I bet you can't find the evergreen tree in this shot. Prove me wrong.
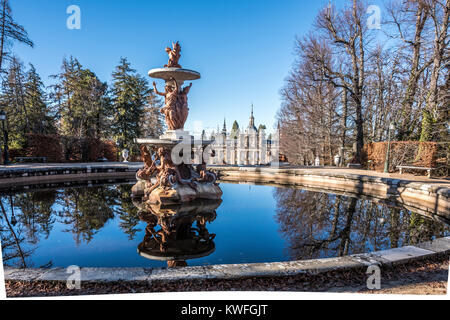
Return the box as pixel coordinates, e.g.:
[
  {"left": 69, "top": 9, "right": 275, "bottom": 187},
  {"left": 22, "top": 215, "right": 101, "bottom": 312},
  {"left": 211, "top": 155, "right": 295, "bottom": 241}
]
[
  {"left": 230, "top": 120, "right": 239, "bottom": 139},
  {"left": 0, "top": 56, "right": 28, "bottom": 148},
  {"left": 0, "top": 59, "right": 56, "bottom": 149},
  {"left": 201, "top": 129, "right": 206, "bottom": 140},
  {"left": 140, "top": 88, "right": 164, "bottom": 138},
  {"left": 0, "top": 0, "right": 33, "bottom": 73},
  {"left": 111, "top": 58, "right": 149, "bottom": 153},
  {"left": 258, "top": 124, "right": 267, "bottom": 134},
  {"left": 51, "top": 56, "right": 110, "bottom": 139},
  {"left": 24, "top": 64, "right": 56, "bottom": 135}
]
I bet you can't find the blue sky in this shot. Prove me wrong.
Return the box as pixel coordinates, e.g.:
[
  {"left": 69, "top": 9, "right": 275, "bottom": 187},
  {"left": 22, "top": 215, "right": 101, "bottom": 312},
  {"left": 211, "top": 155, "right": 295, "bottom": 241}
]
[{"left": 10, "top": 0, "right": 372, "bottom": 134}]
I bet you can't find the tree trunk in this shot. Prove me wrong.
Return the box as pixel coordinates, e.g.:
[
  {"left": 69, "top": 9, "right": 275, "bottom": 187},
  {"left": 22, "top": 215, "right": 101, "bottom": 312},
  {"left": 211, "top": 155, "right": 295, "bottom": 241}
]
[
  {"left": 0, "top": 0, "right": 6, "bottom": 72},
  {"left": 340, "top": 88, "right": 348, "bottom": 165},
  {"left": 397, "top": 3, "right": 429, "bottom": 140}
]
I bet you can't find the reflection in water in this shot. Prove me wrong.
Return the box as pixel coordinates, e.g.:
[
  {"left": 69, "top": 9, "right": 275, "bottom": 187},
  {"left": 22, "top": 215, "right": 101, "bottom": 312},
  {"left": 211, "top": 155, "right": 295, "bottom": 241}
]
[
  {"left": 135, "top": 200, "right": 221, "bottom": 268},
  {"left": 0, "top": 184, "right": 140, "bottom": 268},
  {"left": 274, "top": 188, "right": 450, "bottom": 260},
  {"left": 0, "top": 182, "right": 449, "bottom": 268},
  {"left": 0, "top": 191, "right": 57, "bottom": 268}
]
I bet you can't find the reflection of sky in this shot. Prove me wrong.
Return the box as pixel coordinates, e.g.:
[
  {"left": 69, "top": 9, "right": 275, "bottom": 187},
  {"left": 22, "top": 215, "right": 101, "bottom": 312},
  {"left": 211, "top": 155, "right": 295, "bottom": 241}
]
[
  {"left": 32, "top": 183, "right": 287, "bottom": 268},
  {"left": 32, "top": 211, "right": 155, "bottom": 268},
  {"left": 196, "top": 184, "right": 287, "bottom": 266},
  {"left": 2, "top": 183, "right": 288, "bottom": 268},
  {"left": 1, "top": 183, "right": 449, "bottom": 268}
]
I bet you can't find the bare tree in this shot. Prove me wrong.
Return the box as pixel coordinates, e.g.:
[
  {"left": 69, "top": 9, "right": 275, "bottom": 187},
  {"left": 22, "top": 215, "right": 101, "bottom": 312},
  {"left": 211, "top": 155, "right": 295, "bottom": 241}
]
[
  {"left": 278, "top": 0, "right": 448, "bottom": 169},
  {"left": 279, "top": 36, "right": 341, "bottom": 165},
  {"left": 420, "top": 0, "right": 449, "bottom": 141},
  {"left": 279, "top": 0, "right": 374, "bottom": 164},
  {"left": 312, "top": 0, "right": 372, "bottom": 163},
  {"left": 385, "top": 0, "right": 432, "bottom": 140}
]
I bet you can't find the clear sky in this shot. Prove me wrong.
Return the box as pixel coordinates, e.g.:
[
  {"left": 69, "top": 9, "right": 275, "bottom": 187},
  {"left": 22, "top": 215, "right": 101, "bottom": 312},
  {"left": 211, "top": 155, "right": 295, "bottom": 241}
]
[{"left": 11, "top": 0, "right": 344, "bottom": 134}]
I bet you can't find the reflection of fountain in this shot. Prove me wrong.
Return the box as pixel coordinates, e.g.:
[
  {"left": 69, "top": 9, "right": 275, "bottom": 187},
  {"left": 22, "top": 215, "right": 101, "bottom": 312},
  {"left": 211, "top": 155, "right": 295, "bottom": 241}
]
[
  {"left": 132, "top": 42, "right": 223, "bottom": 205},
  {"left": 135, "top": 199, "right": 221, "bottom": 268}
]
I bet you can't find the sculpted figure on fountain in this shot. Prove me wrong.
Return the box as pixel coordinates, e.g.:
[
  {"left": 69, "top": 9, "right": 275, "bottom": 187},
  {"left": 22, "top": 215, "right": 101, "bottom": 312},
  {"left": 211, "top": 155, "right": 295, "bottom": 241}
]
[
  {"left": 153, "top": 78, "right": 192, "bottom": 130},
  {"left": 164, "top": 41, "right": 182, "bottom": 68}
]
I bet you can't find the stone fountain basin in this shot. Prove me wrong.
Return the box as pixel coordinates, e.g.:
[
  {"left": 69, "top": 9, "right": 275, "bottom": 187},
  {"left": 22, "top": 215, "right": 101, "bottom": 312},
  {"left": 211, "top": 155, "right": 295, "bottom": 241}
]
[
  {"left": 148, "top": 68, "right": 201, "bottom": 81},
  {"left": 137, "top": 241, "right": 215, "bottom": 262}
]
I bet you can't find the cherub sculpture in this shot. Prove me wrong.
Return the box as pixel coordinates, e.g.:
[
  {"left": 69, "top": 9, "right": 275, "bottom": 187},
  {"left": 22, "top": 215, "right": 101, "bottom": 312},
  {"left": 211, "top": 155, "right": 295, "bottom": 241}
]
[
  {"left": 143, "top": 147, "right": 185, "bottom": 196},
  {"left": 137, "top": 146, "right": 158, "bottom": 180},
  {"left": 194, "top": 162, "right": 217, "bottom": 184},
  {"left": 164, "top": 41, "right": 182, "bottom": 68},
  {"left": 194, "top": 149, "right": 217, "bottom": 184},
  {"left": 157, "top": 147, "right": 182, "bottom": 188}
]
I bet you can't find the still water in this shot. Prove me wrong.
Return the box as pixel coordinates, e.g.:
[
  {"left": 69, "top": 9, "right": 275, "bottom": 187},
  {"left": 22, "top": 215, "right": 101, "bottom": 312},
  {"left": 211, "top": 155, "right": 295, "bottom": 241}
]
[{"left": 1, "top": 181, "right": 449, "bottom": 268}]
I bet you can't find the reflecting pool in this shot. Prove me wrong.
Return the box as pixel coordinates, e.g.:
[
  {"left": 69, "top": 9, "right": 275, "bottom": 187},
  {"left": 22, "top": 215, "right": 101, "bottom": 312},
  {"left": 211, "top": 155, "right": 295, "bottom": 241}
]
[{"left": 1, "top": 181, "right": 449, "bottom": 268}]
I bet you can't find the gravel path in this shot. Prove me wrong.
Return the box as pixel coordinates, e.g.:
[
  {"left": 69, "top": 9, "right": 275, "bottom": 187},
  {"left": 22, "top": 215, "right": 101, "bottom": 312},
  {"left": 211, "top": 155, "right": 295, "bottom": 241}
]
[{"left": 5, "top": 254, "right": 448, "bottom": 298}]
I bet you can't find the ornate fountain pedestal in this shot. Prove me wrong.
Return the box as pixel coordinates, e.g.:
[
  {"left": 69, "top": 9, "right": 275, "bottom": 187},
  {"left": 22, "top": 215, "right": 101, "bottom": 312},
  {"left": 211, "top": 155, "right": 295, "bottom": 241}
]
[
  {"left": 132, "top": 137, "right": 222, "bottom": 204},
  {"left": 132, "top": 42, "right": 222, "bottom": 205}
]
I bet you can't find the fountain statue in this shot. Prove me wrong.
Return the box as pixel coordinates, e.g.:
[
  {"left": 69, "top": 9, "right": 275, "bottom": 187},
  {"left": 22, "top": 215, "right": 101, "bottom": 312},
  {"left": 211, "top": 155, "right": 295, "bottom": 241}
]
[
  {"left": 132, "top": 42, "right": 223, "bottom": 205},
  {"left": 164, "top": 41, "right": 182, "bottom": 68}
]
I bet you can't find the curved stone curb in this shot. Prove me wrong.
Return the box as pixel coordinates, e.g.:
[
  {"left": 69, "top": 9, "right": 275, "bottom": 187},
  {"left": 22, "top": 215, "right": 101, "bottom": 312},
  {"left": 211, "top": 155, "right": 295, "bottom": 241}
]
[
  {"left": 0, "top": 163, "right": 142, "bottom": 190},
  {"left": 4, "top": 237, "right": 449, "bottom": 283},
  {"left": 0, "top": 162, "right": 142, "bottom": 179}
]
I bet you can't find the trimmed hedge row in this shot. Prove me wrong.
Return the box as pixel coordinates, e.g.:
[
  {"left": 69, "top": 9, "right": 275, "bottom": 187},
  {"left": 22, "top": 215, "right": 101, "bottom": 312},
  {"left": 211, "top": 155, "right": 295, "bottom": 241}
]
[
  {"left": 20, "top": 134, "right": 119, "bottom": 163},
  {"left": 363, "top": 141, "right": 438, "bottom": 172}
]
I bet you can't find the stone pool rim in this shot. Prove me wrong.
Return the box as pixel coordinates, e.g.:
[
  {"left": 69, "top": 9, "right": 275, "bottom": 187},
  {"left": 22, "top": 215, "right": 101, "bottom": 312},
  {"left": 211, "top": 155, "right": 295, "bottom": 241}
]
[
  {"left": 3, "top": 237, "right": 450, "bottom": 283},
  {"left": 1, "top": 162, "right": 449, "bottom": 282}
]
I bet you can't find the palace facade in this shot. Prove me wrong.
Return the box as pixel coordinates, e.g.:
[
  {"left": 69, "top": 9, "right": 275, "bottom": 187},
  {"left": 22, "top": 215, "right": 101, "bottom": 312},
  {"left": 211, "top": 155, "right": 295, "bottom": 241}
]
[{"left": 208, "top": 106, "right": 279, "bottom": 166}]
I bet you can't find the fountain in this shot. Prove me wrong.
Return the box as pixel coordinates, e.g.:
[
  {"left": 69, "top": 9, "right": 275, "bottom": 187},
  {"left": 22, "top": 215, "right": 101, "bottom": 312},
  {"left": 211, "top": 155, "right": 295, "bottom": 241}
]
[{"left": 132, "top": 42, "right": 223, "bottom": 204}]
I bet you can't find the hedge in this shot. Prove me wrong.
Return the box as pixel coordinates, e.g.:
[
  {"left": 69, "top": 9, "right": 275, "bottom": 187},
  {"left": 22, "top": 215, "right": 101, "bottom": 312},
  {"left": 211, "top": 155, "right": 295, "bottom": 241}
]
[
  {"left": 21, "top": 134, "right": 118, "bottom": 163},
  {"left": 363, "top": 141, "right": 438, "bottom": 172},
  {"left": 26, "top": 134, "right": 64, "bottom": 163}
]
